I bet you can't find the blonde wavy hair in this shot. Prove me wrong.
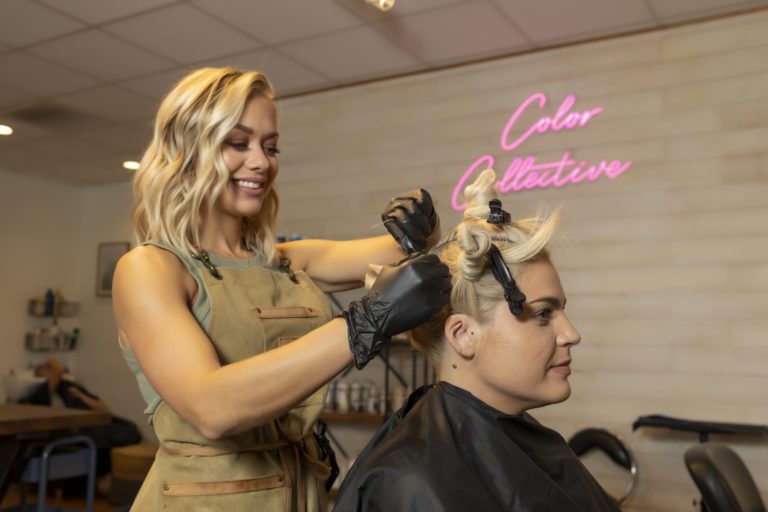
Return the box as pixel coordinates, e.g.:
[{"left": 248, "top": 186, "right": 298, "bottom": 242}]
[
  {"left": 132, "top": 67, "right": 279, "bottom": 263},
  {"left": 411, "top": 169, "right": 560, "bottom": 366}
]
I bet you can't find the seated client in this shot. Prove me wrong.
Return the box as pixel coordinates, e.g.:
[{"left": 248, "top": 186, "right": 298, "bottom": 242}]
[{"left": 334, "top": 169, "right": 619, "bottom": 512}]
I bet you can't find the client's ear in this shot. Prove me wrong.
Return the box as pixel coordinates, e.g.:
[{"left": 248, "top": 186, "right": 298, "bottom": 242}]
[{"left": 444, "top": 314, "right": 480, "bottom": 360}]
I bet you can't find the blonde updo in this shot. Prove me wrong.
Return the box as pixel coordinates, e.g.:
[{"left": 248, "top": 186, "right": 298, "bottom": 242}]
[{"left": 410, "top": 169, "right": 560, "bottom": 366}]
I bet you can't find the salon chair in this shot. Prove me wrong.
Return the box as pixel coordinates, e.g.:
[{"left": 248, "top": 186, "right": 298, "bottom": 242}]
[
  {"left": 568, "top": 428, "right": 638, "bottom": 506},
  {"left": 16, "top": 435, "right": 97, "bottom": 512},
  {"left": 684, "top": 443, "right": 765, "bottom": 512}
]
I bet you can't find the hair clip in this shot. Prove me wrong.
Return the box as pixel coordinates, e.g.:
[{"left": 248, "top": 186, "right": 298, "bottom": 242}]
[
  {"left": 194, "top": 251, "right": 223, "bottom": 280},
  {"left": 487, "top": 199, "right": 511, "bottom": 225},
  {"left": 487, "top": 244, "right": 526, "bottom": 316},
  {"left": 280, "top": 257, "right": 300, "bottom": 284}
]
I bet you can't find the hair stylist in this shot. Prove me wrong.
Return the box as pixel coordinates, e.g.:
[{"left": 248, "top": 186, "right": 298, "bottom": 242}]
[{"left": 112, "top": 67, "right": 450, "bottom": 511}]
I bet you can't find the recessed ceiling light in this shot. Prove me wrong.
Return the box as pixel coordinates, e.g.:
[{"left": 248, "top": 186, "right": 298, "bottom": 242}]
[
  {"left": 365, "top": 0, "right": 395, "bottom": 12},
  {"left": 0, "top": 124, "right": 13, "bottom": 136},
  {"left": 122, "top": 161, "right": 140, "bottom": 170}
]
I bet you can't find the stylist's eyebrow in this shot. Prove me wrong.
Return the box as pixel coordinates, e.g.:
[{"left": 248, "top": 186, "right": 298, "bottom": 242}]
[
  {"left": 234, "top": 123, "right": 254, "bottom": 134},
  {"left": 527, "top": 296, "right": 566, "bottom": 308},
  {"left": 233, "top": 124, "right": 279, "bottom": 140}
]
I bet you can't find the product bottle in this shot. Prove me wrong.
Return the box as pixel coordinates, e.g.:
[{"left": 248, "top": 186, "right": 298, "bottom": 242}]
[
  {"left": 324, "top": 381, "right": 337, "bottom": 411},
  {"left": 349, "top": 382, "right": 363, "bottom": 412},
  {"left": 336, "top": 382, "right": 350, "bottom": 413},
  {"left": 366, "top": 385, "right": 380, "bottom": 415},
  {"left": 69, "top": 328, "right": 80, "bottom": 349},
  {"left": 53, "top": 289, "right": 63, "bottom": 318},
  {"left": 43, "top": 289, "right": 55, "bottom": 316}
]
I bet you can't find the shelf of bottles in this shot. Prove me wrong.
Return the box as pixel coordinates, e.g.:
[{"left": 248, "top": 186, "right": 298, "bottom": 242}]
[
  {"left": 28, "top": 299, "right": 80, "bottom": 318},
  {"left": 26, "top": 293, "right": 80, "bottom": 352}
]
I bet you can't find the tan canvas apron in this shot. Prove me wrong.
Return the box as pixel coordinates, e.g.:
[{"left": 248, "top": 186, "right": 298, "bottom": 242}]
[{"left": 132, "top": 247, "right": 334, "bottom": 511}]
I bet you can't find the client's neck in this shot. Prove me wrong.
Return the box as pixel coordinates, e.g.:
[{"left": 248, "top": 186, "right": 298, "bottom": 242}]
[{"left": 440, "top": 365, "right": 528, "bottom": 416}]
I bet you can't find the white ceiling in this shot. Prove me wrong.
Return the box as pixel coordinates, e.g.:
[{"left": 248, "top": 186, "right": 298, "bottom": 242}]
[{"left": 0, "top": 0, "right": 766, "bottom": 185}]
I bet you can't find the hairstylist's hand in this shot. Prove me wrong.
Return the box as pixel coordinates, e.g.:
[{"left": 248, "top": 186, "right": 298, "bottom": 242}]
[
  {"left": 343, "top": 253, "right": 451, "bottom": 369},
  {"left": 382, "top": 188, "right": 439, "bottom": 254}
]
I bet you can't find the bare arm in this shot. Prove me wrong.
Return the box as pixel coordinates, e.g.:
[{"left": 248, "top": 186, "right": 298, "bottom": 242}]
[
  {"left": 279, "top": 235, "right": 406, "bottom": 292},
  {"left": 281, "top": 190, "right": 442, "bottom": 291},
  {"left": 113, "top": 246, "right": 353, "bottom": 440}
]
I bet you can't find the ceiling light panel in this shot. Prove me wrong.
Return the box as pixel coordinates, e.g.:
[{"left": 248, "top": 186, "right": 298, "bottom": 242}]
[
  {"left": 0, "top": 0, "right": 84, "bottom": 47},
  {"left": 193, "top": 0, "right": 362, "bottom": 45},
  {"left": 280, "top": 26, "right": 420, "bottom": 82},
  {"left": 376, "top": 1, "right": 530, "bottom": 64},
  {"left": 103, "top": 4, "right": 261, "bottom": 64},
  {"left": 492, "top": 0, "right": 654, "bottom": 44},
  {"left": 27, "top": 30, "right": 176, "bottom": 82},
  {"left": 0, "top": 52, "right": 99, "bottom": 97},
  {"left": 37, "top": 0, "right": 178, "bottom": 25}
]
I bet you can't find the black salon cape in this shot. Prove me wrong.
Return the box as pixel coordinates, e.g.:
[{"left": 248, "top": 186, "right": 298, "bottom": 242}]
[{"left": 333, "top": 382, "right": 620, "bottom": 512}]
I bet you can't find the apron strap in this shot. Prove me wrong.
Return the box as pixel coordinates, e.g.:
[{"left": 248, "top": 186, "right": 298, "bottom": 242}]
[{"left": 160, "top": 440, "right": 290, "bottom": 457}]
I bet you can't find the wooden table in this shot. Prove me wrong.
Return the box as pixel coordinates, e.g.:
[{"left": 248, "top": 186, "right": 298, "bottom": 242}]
[
  {"left": 0, "top": 404, "right": 111, "bottom": 501},
  {"left": 0, "top": 404, "right": 111, "bottom": 436}
]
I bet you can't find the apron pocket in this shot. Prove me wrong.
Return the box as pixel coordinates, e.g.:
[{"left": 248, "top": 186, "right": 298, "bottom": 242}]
[
  {"left": 278, "top": 336, "right": 299, "bottom": 347},
  {"left": 161, "top": 475, "right": 284, "bottom": 496},
  {"left": 257, "top": 306, "right": 327, "bottom": 409},
  {"left": 255, "top": 306, "right": 319, "bottom": 319}
]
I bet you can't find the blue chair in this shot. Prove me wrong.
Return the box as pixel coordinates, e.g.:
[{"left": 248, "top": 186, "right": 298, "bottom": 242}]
[
  {"left": 684, "top": 443, "right": 765, "bottom": 512},
  {"left": 17, "top": 435, "right": 97, "bottom": 512}
]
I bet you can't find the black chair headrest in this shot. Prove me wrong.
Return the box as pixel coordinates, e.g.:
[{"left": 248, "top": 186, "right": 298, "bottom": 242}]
[
  {"left": 684, "top": 443, "right": 766, "bottom": 512},
  {"left": 569, "top": 428, "right": 633, "bottom": 471}
]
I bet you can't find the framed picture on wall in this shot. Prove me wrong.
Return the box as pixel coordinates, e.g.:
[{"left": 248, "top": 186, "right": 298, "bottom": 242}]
[{"left": 96, "top": 242, "right": 130, "bottom": 297}]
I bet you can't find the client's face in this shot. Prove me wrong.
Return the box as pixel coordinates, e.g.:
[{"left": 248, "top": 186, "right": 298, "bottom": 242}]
[{"left": 475, "top": 258, "right": 581, "bottom": 413}]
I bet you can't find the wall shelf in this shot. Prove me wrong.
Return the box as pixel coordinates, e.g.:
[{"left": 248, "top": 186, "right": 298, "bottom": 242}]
[
  {"left": 25, "top": 333, "right": 76, "bottom": 352},
  {"left": 28, "top": 299, "right": 79, "bottom": 318},
  {"left": 26, "top": 296, "right": 80, "bottom": 352}
]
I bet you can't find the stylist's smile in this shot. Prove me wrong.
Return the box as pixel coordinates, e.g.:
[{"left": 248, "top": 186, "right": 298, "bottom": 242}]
[{"left": 234, "top": 177, "right": 266, "bottom": 195}]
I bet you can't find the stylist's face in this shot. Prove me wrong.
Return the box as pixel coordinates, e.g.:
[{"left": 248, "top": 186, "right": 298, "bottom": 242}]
[
  {"left": 218, "top": 94, "right": 279, "bottom": 218},
  {"left": 476, "top": 258, "right": 581, "bottom": 413}
]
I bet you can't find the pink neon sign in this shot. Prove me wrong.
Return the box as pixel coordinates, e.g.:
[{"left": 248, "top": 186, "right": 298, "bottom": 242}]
[{"left": 452, "top": 92, "right": 633, "bottom": 210}]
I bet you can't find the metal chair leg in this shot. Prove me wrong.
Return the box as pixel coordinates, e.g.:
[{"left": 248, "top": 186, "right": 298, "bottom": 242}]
[
  {"left": 35, "top": 465, "right": 46, "bottom": 512},
  {"left": 84, "top": 441, "right": 96, "bottom": 512},
  {"left": 19, "top": 482, "right": 28, "bottom": 511},
  {"left": 36, "top": 435, "right": 97, "bottom": 512}
]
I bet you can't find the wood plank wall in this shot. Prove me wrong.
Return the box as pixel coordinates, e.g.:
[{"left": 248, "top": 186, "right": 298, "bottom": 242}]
[{"left": 276, "top": 10, "right": 768, "bottom": 511}]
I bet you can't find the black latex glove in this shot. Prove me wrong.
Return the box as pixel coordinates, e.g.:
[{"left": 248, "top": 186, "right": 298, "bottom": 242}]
[
  {"left": 382, "top": 188, "right": 439, "bottom": 255},
  {"left": 343, "top": 253, "right": 451, "bottom": 369}
]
